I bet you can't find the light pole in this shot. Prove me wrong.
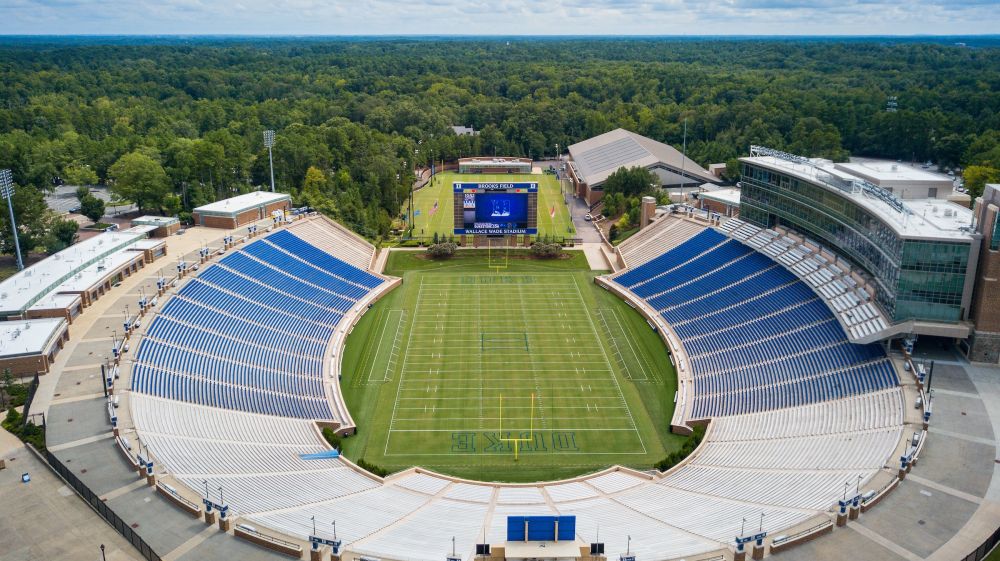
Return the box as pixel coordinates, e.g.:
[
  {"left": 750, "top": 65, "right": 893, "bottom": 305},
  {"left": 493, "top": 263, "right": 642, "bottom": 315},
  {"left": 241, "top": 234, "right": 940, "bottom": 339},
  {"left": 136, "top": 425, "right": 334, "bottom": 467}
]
[
  {"left": 100, "top": 544, "right": 106, "bottom": 561},
  {"left": 0, "top": 169, "right": 24, "bottom": 271},
  {"left": 263, "top": 130, "right": 276, "bottom": 193}
]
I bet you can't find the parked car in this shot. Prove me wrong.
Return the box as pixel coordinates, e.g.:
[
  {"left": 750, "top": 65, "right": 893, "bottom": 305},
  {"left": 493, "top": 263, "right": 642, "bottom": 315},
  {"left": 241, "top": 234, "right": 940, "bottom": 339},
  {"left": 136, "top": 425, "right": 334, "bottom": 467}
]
[{"left": 584, "top": 213, "right": 593, "bottom": 221}]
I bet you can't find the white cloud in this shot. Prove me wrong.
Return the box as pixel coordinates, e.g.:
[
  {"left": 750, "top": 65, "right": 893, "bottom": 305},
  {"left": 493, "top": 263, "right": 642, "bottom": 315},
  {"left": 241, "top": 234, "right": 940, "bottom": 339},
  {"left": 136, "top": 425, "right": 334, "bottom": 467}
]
[{"left": 6, "top": 0, "right": 1000, "bottom": 34}]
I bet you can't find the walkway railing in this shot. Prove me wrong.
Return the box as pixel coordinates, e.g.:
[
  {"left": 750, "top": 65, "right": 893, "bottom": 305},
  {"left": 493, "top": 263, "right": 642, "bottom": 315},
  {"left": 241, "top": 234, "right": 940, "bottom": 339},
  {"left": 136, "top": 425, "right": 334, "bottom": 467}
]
[
  {"left": 963, "top": 525, "right": 1000, "bottom": 561},
  {"left": 40, "top": 447, "right": 162, "bottom": 561}
]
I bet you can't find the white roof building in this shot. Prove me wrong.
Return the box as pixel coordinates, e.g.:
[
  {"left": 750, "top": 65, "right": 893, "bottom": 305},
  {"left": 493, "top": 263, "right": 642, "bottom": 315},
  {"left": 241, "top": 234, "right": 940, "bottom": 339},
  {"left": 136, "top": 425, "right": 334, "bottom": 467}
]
[
  {"left": 0, "top": 229, "right": 147, "bottom": 316},
  {"left": 833, "top": 161, "right": 961, "bottom": 201},
  {"left": 741, "top": 154, "right": 975, "bottom": 243},
  {"left": 0, "top": 318, "right": 66, "bottom": 358},
  {"left": 193, "top": 191, "right": 290, "bottom": 217},
  {"left": 568, "top": 128, "right": 719, "bottom": 189}
]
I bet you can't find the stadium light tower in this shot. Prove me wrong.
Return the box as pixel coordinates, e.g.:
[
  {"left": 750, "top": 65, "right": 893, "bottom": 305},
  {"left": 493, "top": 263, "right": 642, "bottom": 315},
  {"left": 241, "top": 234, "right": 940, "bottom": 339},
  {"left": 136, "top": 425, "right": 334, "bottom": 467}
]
[
  {"left": 263, "top": 130, "right": 276, "bottom": 193},
  {"left": 0, "top": 169, "right": 24, "bottom": 271}
]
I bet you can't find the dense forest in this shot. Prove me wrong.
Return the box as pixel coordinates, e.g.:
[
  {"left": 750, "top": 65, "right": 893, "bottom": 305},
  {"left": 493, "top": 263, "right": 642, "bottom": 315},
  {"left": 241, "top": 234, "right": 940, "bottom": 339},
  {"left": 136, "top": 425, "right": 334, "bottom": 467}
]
[{"left": 1, "top": 38, "right": 999, "bottom": 253}]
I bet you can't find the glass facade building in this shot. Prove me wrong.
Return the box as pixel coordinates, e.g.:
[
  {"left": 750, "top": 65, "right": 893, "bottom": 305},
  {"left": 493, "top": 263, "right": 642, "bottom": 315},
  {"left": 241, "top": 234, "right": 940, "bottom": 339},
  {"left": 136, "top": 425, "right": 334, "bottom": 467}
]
[{"left": 741, "top": 161, "right": 973, "bottom": 323}]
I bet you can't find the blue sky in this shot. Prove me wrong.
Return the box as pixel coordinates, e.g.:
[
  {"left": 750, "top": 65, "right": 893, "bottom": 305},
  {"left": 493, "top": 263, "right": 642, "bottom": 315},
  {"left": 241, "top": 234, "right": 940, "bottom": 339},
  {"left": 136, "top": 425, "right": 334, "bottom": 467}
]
[{"left": 3, "top": 0, "right": 999, "bottom": 35}]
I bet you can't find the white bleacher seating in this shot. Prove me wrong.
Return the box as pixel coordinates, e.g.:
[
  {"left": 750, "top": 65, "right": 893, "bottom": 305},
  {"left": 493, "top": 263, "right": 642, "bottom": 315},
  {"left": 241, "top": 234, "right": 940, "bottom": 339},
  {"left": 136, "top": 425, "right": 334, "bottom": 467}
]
[{"left": 127, "top": 217, "right": 906, "bottom": 561}]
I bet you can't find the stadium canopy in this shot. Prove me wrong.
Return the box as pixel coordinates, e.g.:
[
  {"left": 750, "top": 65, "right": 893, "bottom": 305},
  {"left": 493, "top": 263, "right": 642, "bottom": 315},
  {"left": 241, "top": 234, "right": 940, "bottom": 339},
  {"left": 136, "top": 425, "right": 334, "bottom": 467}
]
[{"left": 568, "top": 128, "right": 719, "bottom": 189}]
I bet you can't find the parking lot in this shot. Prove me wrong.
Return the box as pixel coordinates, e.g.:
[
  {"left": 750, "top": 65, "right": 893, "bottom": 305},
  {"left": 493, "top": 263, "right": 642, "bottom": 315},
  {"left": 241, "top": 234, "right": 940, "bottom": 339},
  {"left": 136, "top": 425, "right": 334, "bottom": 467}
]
[{"left": 44, "top": 184, "right": 137, "bottom": 217}]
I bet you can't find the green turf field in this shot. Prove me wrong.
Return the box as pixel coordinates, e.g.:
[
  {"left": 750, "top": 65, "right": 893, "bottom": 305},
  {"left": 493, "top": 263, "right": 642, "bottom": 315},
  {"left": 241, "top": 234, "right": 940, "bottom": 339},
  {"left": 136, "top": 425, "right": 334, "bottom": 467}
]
[
  {"left": 339, "top": 250, "right": 683, "bottom": 482},
  {"left": 406, "top": 172, "right": 576, "bottom": 240}
]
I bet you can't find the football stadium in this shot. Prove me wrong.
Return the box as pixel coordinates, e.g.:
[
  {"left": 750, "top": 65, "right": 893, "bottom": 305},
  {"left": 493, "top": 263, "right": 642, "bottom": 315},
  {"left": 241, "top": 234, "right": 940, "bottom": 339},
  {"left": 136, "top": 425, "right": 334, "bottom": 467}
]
[{"left": 9, "top": 141, "right": 1000, "bottom": 561}]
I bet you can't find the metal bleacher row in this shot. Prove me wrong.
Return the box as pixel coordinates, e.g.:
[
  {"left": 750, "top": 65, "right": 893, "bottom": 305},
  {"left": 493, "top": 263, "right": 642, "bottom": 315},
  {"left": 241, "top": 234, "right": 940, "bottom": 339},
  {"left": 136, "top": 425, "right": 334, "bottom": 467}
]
[
  {"left": 616, "top": 215, "right": 705, "bottom": 269},
  {"left": 130, "top": 226, "right": 386, "bottom": 423},
  {"left": 610, "top": 228, "right": 898, "bottom": 419},
  {"left": 123, "top": 217, "right": 905, "bottom": 561},
  {"left": 719, "top": 218, "right": 890, "bottom": 340}
]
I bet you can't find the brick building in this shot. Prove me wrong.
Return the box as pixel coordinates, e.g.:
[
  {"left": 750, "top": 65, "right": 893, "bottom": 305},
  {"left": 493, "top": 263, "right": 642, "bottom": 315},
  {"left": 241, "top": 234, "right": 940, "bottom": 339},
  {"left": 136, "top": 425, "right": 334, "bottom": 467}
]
[
  {"left": 967, "top": 184, "right": 1000, "bottom": 362},
  {"left": 458, "top": 157, "right": 532, "bottom": 174},
  {"left": 132, "top": 215, "right": 181, "bottom": 237},
  {"left": 697, "top": 187, "right": 741, "bottom": 218},
  {"left": 0, "top": 318, "right": 69, "bottom": 376},
  {"left": 0, "top": 226, "right": 166, "bottom": 324},
  {"left": 193, "top": 192, "right": 292, "bottom": 229}
]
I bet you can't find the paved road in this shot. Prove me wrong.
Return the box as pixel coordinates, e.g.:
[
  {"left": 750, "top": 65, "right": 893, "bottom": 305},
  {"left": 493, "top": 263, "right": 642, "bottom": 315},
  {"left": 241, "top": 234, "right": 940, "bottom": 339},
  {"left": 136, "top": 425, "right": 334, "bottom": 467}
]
[
  {"left": 45, "top": 185, "right": 137, "bottom": 216},
  {"left": 570, "top": 196, "right": 603, "bottom": 243}
]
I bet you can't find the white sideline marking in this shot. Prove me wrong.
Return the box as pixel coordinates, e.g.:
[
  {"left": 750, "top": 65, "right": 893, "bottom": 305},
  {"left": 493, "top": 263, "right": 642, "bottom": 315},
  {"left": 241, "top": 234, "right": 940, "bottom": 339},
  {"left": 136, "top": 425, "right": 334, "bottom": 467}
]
[{"left": 385, "top": 273, "right": 646, "bottom": 457}]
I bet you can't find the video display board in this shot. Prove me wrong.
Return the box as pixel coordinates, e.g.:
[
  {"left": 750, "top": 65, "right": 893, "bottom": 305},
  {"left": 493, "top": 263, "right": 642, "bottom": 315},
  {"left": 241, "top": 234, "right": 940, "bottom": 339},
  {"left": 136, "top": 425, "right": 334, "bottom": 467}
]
[{"left": 453, "top": 182, "right": 537, "bottom": 235}]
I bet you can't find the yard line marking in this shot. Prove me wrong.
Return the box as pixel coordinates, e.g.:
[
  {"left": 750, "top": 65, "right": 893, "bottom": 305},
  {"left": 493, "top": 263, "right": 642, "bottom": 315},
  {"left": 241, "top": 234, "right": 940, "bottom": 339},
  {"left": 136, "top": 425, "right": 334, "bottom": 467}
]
[
  {"left": 384, "top": 276, "right": 426, "bottom": 457},
  {"left": 386, "top": 272, "right": 646, "bottom": 457},
  {"left": 572, "top": 275, "right": 647, "bottom": 455}
]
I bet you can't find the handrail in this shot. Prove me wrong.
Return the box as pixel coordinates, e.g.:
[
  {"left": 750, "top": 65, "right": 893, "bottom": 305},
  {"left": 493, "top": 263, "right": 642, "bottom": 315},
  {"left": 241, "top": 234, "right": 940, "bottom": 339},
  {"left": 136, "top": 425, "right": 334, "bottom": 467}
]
[
  {"left": 235, "top": 524, "right": 302, "bottom": 550},
  {"left": 772, "top": 520, "right": 833, "bottom": 545}
]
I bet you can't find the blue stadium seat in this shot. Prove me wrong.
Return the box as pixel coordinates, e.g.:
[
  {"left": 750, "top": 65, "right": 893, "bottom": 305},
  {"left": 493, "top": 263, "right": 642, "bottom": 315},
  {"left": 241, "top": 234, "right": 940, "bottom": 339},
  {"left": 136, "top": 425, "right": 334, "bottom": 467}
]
[
  {"left": 130, "top": 231, "right": 383, "bottom": 421},
  {"left": 609, "top": 228, "right": 897, "bottom": 417}
]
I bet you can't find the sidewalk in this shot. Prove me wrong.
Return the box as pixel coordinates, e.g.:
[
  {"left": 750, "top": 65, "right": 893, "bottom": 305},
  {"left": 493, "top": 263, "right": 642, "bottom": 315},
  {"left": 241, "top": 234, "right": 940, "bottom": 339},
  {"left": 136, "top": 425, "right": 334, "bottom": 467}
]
[{"left": 0, "top": 427, "right": 140, "bottom": 561}]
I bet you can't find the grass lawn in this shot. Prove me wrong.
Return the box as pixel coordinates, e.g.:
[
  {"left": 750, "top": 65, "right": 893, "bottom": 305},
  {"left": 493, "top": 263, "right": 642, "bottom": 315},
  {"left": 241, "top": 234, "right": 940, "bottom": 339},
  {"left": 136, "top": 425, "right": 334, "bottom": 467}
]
[
  {"left": 0, "top": 264, "right": 20, "bottom": 282},
  {"left": 339, "top": 249, "right": 683, "bottom": 482},
  {"left": 406, "top": 172, "right": 575, "bottom": 240}
]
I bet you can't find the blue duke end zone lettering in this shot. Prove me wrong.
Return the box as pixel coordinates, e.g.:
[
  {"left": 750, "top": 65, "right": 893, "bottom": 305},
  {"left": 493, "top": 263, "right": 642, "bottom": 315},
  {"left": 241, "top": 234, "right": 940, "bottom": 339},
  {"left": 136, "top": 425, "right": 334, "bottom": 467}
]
[{"left": 450, "top": 431, "right": 579, "bottom": 454}]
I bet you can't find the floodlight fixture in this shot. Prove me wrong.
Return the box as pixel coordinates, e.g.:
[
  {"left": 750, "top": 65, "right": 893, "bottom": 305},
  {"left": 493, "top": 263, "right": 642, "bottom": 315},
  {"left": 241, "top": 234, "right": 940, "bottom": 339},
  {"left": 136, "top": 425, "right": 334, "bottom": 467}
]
[
  {"left": 0, "top": 169, "right": 24, "bottom": 271},
  {"left": 263, "top": 130, "right": 276, "bottom": 192}
]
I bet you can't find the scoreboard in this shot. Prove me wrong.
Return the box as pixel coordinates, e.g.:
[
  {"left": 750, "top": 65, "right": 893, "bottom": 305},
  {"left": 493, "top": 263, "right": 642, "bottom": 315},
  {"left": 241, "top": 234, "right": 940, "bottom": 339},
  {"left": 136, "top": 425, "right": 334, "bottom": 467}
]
[{"left": 453, "top": 182, "right": 538, "bottom": 235}]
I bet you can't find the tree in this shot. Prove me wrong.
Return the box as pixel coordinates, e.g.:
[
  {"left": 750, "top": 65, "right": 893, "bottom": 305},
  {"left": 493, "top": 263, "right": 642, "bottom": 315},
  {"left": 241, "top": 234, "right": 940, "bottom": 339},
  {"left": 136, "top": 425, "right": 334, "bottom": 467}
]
[
  {"left": 787, "top": 117, "right": 849, "bottom": 161},
  {"left": 80, "top": 195, "right": 105, "bottom": 222},
  {"left": 300, "top": 166, "right": 329, "bottom": 199},
  {"left": 161, "top": 193, "right": 183, "bottom": 217},
  {"left": 963, "top": 166, "right": 1000, "bottom": 199},
  {"left": 603, "top": 166, "right": 658, "bottom": 199},
  {"left": 75, "top": 186, "right": 90, "bottom": 202},
  {"left": 48, "top": 218, "right": 79, "bottom": 252},
  {"left": 108, "top": 151, "right": 170, "bottom": 213},
  {"left": 63, "top": 162, "right": 99, "bottom": 187},
  {"left": 0, "top": 183, "right": 52, "bottom": 258}
]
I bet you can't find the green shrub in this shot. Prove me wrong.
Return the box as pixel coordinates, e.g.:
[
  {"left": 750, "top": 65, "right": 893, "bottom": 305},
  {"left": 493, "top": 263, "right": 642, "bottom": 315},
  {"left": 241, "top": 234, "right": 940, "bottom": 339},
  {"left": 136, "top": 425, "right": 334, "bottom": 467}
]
[
  {"left": 1, "top": 407, "right": 45, "bottom": 451},
  {"left": 530, "top": 242, "right": 562, "bottom": 259},
  {"left": 654, "top": 425, "right": 705, "bottom": 472},
  {"left": 1, "top": 369, "right": 26, "bottom": 408},
  {"left": 427, "top": 242, "right": 458, "bottom": 259},
  {"left": 355, "top": 458, "right": 389, "bottom": 477},
  {"left": 321, "top": 427, "right": 342, "bottom": 450},
  {"left": 1, "top": 407, "right": 19, "bottom": 432}
]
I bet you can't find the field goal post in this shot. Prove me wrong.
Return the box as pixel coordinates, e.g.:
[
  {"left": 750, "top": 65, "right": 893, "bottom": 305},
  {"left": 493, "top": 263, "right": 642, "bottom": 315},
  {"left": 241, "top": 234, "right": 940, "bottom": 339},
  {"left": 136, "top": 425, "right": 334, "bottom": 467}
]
[
  {"left": 487, "top": 236, "right": 509, "bottom": 272},
  {"left": 499, "top": 393, "right": 535, "bottom": 461}
]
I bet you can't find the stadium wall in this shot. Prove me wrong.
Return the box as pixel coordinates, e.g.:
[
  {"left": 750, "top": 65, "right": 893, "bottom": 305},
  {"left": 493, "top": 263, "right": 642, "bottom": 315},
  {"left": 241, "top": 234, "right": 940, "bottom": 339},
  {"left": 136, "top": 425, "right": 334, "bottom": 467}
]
[{"left": 322, "top": 274, "right": 401, "bottom": 436}]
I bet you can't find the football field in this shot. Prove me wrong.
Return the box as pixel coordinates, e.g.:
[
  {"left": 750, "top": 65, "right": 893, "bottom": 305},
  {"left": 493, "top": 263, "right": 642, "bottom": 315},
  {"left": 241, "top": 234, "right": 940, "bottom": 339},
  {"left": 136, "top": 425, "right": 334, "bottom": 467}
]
[
  {"left": 385, "top": 273, "right": 645, "bottom": 458},
  {"left": 341, "top": 251, "right": 681, "bottom": 482},
  {"left": 407, "top": 172, "right": 575, "bottom": 239}
]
